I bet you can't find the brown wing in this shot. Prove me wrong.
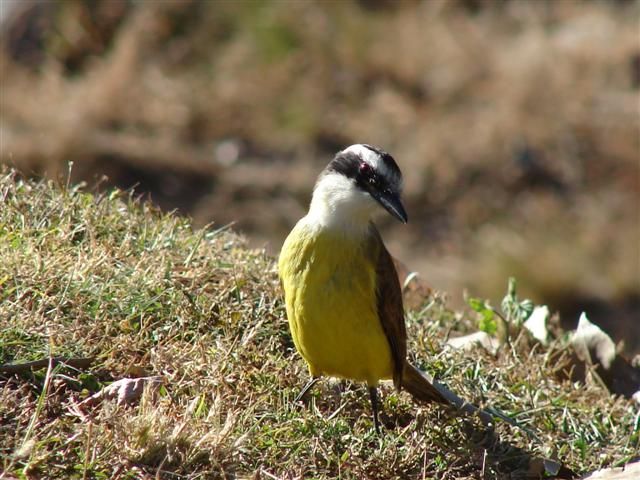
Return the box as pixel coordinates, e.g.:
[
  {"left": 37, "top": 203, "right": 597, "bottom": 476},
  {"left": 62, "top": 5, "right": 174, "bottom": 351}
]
[{"left": 368, "top": 223, "right": 407, "bottom": 390}]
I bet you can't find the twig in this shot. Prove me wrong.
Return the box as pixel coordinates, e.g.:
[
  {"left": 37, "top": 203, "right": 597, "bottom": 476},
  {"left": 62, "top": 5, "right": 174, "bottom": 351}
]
[{"left": 0, "top": 357, "right": 95, "bottom": 374}]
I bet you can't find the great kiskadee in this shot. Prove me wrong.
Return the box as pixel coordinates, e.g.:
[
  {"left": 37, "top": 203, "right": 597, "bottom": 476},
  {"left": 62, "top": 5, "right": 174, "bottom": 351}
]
[{"left": 278, "top": 144, "right": 447, "bottom": 433}]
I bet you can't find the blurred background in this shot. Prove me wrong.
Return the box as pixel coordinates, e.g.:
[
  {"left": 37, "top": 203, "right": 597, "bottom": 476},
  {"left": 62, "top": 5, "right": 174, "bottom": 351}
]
[{"left": 1, "top": 0, "right": 638, "bottom": 351}]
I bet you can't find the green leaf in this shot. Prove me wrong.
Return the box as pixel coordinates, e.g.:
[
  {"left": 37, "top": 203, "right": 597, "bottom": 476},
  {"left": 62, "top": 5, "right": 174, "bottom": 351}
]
[
  {"left": 518, "top": 299, "right": 535, "bottom": 322},
  {"left": 467, "top": 297, "right": 488, "bottom": 313},
  {"left": 478, "top": 310, "right": 497, "bottom": 335},
  {"left": 467, "top": 297, "right": 497, "bottom": 334}
]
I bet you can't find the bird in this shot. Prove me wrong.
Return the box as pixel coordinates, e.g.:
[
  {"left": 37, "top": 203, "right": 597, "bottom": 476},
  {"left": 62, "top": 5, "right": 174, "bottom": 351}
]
[{"left": 278, "top": 144, "right": 447, "bottom": 434}]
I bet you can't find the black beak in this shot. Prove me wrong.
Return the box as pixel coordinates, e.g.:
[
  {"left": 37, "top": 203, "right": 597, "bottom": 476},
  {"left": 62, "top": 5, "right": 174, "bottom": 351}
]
[{"left": 373, "top": 188, "right": 408, "bottom": 224}]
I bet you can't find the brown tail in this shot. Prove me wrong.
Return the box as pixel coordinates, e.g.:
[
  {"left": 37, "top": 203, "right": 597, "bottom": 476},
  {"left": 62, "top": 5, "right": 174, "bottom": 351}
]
[
  {"left": 401, "top": 361, "right": 449, "bottom": 404},
  {"left": 402, "top": 361, "right": 531, "bottom": 435}
]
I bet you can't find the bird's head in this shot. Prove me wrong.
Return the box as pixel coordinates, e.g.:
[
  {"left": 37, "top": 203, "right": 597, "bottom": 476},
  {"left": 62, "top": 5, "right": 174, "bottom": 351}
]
[{"left": 309, "top": 144, "right": 407, "bottom": 228}]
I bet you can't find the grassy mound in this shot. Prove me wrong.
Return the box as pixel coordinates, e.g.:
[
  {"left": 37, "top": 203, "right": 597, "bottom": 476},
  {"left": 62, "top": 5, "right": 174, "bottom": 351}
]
[{"left": 1, "top": 169, "right": 637, "bottom": 479}]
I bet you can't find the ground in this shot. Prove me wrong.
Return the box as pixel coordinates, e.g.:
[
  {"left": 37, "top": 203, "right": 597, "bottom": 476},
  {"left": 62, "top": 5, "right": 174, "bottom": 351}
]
[{"left": 1, "top": 170, "right": 637, "bottom": 479}]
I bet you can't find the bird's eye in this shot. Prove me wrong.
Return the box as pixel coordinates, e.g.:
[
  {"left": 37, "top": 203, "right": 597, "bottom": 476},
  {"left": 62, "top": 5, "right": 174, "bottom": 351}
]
[{"left": 359, "top": 162, "right": 372, "bottom": 175}]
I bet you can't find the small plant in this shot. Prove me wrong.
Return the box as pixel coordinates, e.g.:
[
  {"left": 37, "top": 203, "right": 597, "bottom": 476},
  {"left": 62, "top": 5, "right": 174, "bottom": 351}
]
[
  {"left": 467, "top": 277, "right": 537, "bottom": 343},
  {"left": 501, "top": 277, "right": 535, "bottom": 328}
]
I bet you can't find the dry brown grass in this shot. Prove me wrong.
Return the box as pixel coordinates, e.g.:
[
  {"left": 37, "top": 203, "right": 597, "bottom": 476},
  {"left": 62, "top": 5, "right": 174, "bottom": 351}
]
[{"left": 1, "top": 169, "right": 638, "bottom": 479}]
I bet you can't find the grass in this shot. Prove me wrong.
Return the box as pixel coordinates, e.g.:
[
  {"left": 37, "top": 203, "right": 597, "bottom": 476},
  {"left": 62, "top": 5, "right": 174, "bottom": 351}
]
[
  {"left": 2, "top": 0, "right": 638, "bottom": 330},
  {"left": 0, "top": 169, "right": 638, "bottom": 479}
]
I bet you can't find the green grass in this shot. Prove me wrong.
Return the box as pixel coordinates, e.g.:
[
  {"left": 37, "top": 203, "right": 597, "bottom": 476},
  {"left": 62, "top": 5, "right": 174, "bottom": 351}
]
[{"left": 0, "top": 169, "right": 637, "bottom": 479}]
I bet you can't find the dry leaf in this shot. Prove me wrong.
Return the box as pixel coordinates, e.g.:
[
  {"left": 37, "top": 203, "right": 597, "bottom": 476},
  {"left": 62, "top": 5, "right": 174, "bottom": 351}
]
[
  {"left": 572, "top": 313, "right": 616, "bottom": 369},
  {"left": 79, "top": 376, "right": 163, "bottom": 408},
  {"left": 446, "top": 331, "right": 500, "bottom": 356},
  {"left": 524, "top": 305, "right": 550, "bottom": 345},
  {"left": 570, "top": 313, "right": 640, "bottom": 398},
  {"left": 580, "top": 460, "right": 640, "bottom": 479}
]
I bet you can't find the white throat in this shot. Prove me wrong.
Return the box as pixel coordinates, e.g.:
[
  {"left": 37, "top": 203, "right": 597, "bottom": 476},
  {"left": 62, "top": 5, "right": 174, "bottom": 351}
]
[{"left": 306, "top": 172, "right": 377, "bottom": 234}]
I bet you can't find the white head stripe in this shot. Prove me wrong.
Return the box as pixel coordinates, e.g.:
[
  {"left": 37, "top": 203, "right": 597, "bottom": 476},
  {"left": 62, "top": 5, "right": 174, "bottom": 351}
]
[{"left": 342, "top": 144, "right": 384, "bottom": 170}]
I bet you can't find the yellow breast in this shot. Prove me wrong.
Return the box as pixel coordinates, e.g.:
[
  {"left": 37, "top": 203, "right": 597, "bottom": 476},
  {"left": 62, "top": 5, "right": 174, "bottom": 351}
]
[{"left": 278, "top": 220, "right": 393, "bottom": 386}]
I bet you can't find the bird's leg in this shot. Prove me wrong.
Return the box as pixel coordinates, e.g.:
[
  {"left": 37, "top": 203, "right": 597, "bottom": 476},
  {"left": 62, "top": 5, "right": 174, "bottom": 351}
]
[
  {"left": 295, "top": 377, "right": 320, "bottom": 403},
  {"left": 368, "top": 386, "right": 381, "bottom": 434}
]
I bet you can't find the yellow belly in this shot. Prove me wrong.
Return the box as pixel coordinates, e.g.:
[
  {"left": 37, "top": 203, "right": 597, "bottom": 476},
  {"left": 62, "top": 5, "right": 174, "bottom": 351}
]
[{"left": 278, "top": 220, "right": 393, "bottom": 386}]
